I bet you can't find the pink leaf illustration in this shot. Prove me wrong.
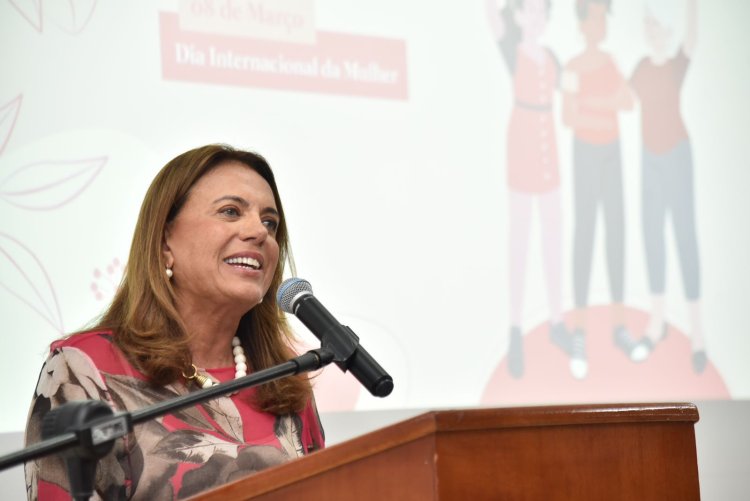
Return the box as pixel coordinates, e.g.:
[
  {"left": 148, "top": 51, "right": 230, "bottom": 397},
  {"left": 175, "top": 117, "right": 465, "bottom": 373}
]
[
  {"left": 7, "top": 0, "right": 43, "bottom": 32},
  {"left": 47, "top": 0, "right": 97, "bottom": 34},
  {"left": 0, "top": 95, "right": 23, "bottom": 156},
  {"left": 0, "top": 156, "right": 107, "bottom": 210},
  {"left": 0, "top": 232, "right": 64, "bottom": 333}
]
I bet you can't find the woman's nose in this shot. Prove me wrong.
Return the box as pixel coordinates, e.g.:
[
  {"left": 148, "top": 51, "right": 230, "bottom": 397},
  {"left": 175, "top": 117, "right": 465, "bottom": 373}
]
[{"left": 240, "top": 213, "right": 268, "bottom": 242}]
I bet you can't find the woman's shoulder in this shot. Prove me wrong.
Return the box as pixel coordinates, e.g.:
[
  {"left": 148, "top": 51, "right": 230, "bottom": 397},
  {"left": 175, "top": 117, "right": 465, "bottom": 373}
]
[
  {"left": 48, "top": 329, "right": 144, "bottom": 378},
  {"left": 51, "top": 329, "right": 115, "bottom": 352},
  {"left": 565, "top": 53, "right": 586, "bottom": 72}
]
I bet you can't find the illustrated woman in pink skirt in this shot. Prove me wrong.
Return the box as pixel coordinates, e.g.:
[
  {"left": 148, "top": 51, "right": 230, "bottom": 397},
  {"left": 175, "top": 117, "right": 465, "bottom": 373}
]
[{"left": 487, "top": 0, "right": 569, "bottom": 378}]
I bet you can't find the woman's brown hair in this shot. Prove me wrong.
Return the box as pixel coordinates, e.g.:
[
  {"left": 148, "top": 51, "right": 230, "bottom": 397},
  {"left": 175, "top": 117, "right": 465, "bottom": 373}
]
[{"left": 96, "top": 144, "right": 310, "bottom": 414}]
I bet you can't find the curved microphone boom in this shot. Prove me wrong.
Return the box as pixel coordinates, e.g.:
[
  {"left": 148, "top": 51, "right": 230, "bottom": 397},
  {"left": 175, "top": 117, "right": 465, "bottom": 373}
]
[{"left": 277, "top": 278, "right": 394, "bottom": 398}]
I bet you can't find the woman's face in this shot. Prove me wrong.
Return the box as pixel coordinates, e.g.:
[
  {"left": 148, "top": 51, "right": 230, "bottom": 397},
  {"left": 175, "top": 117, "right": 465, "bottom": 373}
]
[
  {"left": 163, "top": 160, "right": 280, "bottom": 312},
  {"left": 580, "top": 3, "right": 607, "bottom": 47},
  {"left": 516, "top": 0, "right": 548, "bottom": 41}
]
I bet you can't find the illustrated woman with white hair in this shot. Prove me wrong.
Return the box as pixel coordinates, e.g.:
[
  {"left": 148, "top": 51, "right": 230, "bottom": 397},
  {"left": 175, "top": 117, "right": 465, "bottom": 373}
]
[{"left": 630, "top": 0, "right": 706, "bottom": 372}]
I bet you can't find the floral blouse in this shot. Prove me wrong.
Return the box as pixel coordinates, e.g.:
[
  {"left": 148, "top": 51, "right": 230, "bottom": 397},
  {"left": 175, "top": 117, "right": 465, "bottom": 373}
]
[{"left": 24, "top": 331, "right": 325, "bottom": 500}]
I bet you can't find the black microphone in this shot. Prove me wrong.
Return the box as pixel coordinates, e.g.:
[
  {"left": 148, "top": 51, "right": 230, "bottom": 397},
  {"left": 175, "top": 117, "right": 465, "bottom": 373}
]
[{"left": 277, "top": 278, "right": 394, "bottom": 398}]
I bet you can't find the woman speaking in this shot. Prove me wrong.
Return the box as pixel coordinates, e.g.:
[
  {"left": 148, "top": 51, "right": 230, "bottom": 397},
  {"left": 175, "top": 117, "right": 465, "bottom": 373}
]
[{"left": 24, "top": 144, "right": 324, "bottom": 499}]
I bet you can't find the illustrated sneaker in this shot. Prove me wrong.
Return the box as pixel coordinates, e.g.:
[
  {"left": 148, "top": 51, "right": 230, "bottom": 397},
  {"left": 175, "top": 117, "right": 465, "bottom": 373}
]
[
  {"left": 569, "top": 329, "right": 588, "bottom": 380},
  {"left": 693, "top": 350, "right": 707, "bottom": 374},
  {"left": 614, "top": 326, "right": 649, "bottom": 362},
  {"left": 508, "top": 326, "right": 524, "bottom": 379},
  {"left": 549, "top": 322, "right": 573, "bottom": 355}
]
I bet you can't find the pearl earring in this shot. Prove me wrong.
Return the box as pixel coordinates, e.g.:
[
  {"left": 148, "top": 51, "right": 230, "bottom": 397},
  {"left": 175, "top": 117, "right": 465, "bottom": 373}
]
[{"left": 166, "top": 267, "right": 173, "bottom": 279}]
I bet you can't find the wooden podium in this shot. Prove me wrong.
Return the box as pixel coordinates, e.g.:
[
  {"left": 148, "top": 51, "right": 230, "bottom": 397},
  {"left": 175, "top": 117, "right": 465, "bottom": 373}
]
[{"left": 190, "top": 403, "right": 700, "bottom": 500}]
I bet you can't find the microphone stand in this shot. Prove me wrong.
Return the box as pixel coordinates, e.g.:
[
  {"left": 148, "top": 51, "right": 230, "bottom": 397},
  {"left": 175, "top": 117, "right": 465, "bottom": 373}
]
[{"left": 0, "top": 348, "right": 335, "bottom": 500}]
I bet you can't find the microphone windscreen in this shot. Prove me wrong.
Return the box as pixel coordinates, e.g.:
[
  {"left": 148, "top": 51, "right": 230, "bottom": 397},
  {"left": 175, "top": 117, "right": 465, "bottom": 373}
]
[{"left": 277, "top": 277, "right": 313, "bottom": 313}]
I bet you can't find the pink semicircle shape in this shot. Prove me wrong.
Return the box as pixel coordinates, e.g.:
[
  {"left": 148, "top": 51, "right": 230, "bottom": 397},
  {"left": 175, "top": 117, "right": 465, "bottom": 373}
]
[{"left": 481, "top": 305, "right": 730, "bottom": 406}]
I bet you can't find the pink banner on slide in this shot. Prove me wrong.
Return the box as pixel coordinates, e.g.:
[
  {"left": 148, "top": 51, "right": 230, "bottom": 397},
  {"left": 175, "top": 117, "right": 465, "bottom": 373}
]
[{"left": 159, "top": 12, "right": 408, "bottom": 100}]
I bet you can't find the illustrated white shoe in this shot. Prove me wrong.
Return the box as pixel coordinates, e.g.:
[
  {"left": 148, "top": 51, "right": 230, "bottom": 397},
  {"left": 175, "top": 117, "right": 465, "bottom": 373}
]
[
  {"left": 614, "top": 326, "right": 649, "bottom": 363},
  {"left": 570, "top": 330, "right": 588, "bottom": 379}
]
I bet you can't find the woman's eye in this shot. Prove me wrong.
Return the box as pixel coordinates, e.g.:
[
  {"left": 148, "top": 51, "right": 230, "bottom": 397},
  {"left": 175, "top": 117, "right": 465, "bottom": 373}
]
[
  {"left": 263, "top": 219, "right": 279, "bottom": 233},
  {"left": 221, "top": 207, "right": 240, "bottom": 217}
]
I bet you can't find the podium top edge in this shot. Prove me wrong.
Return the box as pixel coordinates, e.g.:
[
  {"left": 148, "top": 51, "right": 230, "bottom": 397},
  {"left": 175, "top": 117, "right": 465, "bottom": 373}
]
[{"left": 424, "top": 402, "right": 700, "bottom": 432}]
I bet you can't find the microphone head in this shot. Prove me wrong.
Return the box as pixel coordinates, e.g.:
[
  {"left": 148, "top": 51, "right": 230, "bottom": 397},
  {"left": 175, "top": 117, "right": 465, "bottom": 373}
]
[{"left": 277, "top": 278, "right": 313, "bottom": 314}]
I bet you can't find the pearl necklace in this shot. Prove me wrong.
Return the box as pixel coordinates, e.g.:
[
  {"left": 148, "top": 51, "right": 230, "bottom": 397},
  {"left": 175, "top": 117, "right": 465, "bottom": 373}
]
[{"left": 184, "top": 336, "right": 248, "bottom": 389}]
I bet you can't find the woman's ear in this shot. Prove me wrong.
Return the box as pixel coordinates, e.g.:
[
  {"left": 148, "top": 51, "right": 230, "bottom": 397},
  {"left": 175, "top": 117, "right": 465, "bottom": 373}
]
[{"left": 162, "top": 228, "right": 174, "bottom": 268}]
